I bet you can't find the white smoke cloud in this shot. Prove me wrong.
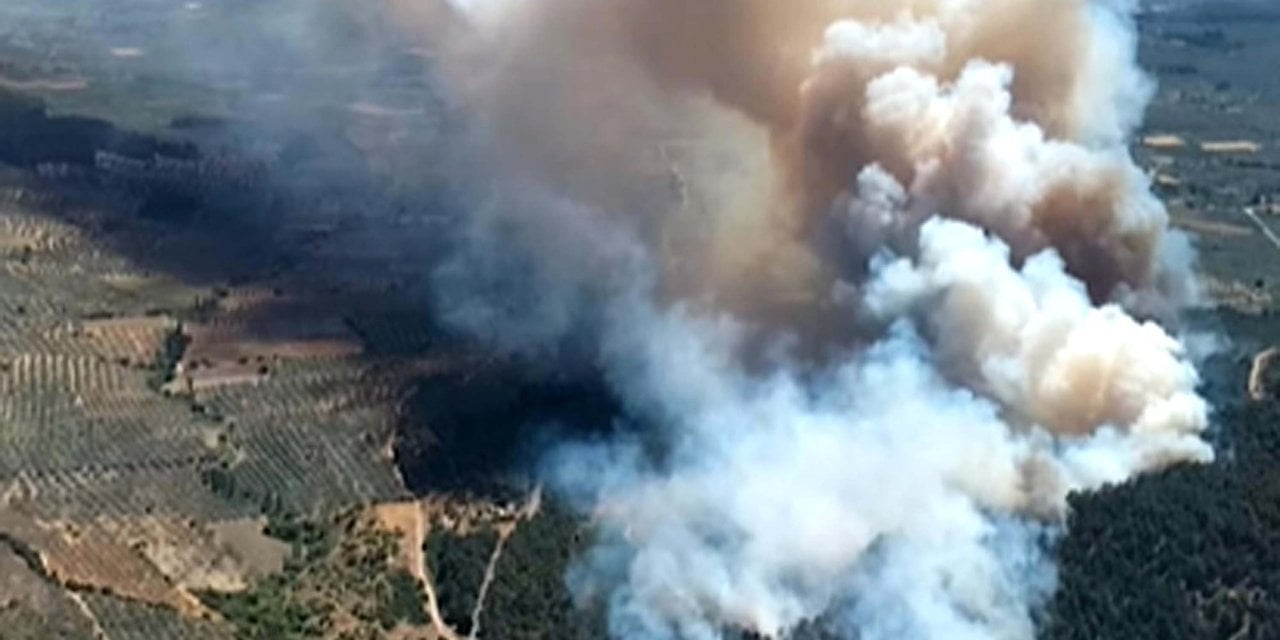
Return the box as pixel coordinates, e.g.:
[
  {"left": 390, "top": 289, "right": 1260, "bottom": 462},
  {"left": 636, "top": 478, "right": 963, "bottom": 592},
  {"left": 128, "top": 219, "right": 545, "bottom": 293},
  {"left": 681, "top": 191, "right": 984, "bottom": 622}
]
[
  {"left": 865, "top": 216, "right": 1211, "bottom": 499},
  {"left": 538, "top": 214, "right": 1206, "bottom": 639},
  {"left": 550, "top": 311, "right": 1049, "bottom": 639},
  {"left": 814, "top": 17, "right": 947, "bottom": 69},
  {"left": 427, "top": 0, "right": 1213, "bottom": 638},
  {"left": 816, "top": 44, "right": 1186, "bottom": 312}
]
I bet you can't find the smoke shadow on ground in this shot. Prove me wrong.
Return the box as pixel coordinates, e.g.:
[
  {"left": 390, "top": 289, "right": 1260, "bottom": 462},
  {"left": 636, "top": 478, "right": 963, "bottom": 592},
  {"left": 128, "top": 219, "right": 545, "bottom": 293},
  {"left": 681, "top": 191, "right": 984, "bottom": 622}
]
[
  {"left": 0, "top": 84, "right": 622, "bottom": 503},
  {"left": 394, "top": 366, "right": 621, "bottom": 500},
  {"left": 0, "top": 87, "right": 414, "bottom": 285}
]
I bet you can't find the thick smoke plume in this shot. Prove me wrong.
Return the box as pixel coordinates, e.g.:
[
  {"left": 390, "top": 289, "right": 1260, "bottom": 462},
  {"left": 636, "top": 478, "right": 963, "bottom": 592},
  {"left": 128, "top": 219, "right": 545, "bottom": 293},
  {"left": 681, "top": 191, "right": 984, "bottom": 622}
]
[{"left": 428, "top": 0, "right": 1212, "bottom": 638}]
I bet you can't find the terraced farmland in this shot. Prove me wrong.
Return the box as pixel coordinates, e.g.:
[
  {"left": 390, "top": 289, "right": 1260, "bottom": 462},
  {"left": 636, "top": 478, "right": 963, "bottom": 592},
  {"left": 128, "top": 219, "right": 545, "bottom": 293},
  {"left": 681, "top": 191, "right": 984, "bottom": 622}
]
[
  {"left": 0, "top": 545, "right": 99, "bottom": 639},
  {"left": 0, "top": 4, "right": 581, "bottom": 634},
  {"left": 80, "top": 592, "right": 236, "bottom": 640},
  {"left": 0, "top": 150, "right": 468, "bottom": 637}
]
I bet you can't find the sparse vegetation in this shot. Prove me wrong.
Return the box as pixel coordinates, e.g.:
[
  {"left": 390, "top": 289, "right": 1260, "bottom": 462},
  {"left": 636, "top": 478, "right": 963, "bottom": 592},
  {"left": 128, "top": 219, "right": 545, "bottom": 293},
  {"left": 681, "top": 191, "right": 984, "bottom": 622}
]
[
  {"left": 201, "top": 509, "right": 431, "bottom": 639},
  {"left": 201, "top": 577, "right": 331, "bottom": 639},
  {"left": 148, "top": 321, "right": 189, "bottom": 390},
  {"left": 381, "top": 569, "right": 431, "bottom": 629}
]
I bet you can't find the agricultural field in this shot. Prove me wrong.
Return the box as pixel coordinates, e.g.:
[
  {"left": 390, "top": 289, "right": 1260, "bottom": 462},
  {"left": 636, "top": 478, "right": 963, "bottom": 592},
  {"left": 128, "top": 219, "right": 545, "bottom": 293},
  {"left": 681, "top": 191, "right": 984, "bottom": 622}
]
[
  {"left": 0, "top": 157, "right": 454, "bottom": 637},
  {"left": 0, "top": 36, "right": 477, "bottom": 637},
  {"left": 0, "top": 93, "right": 552, "bottom": 634},
  {"left": 0, "top": 3, "right": 571, "bottom": 635}
]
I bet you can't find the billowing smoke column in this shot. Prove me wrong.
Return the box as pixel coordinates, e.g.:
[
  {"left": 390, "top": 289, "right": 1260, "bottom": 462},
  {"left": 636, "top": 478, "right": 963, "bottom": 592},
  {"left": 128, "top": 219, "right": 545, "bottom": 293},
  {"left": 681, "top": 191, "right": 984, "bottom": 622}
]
[{"left": 428, "top": 0, "right": 1212, "bottom": 638}]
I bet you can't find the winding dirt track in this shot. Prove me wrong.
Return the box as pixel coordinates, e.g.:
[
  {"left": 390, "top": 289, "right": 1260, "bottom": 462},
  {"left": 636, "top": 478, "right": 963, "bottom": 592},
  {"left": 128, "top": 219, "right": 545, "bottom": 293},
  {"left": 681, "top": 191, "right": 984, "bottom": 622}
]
[
  {"left": 422, "top": 566, "right": 461, "bottom": 640},
  {"left": 375, "top": 501, "right": 459, "bottom": 640},
  {"left": 1241, "top": 206, "right": 1280, "bottom": 255},
  {"left": 467, "top": 487, "right": 542, "bottom": 640}
]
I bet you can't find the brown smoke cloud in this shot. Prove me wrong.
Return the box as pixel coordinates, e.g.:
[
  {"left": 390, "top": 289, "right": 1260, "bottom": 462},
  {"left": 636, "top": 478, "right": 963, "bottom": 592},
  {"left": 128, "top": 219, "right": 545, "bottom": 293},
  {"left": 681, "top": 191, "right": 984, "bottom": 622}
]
[
  {"left": 424, "top": 0, "right": 1185, "bottom": 323},
  {"left": 615, "top": 0, "right": 1106, "bottom": 224}
]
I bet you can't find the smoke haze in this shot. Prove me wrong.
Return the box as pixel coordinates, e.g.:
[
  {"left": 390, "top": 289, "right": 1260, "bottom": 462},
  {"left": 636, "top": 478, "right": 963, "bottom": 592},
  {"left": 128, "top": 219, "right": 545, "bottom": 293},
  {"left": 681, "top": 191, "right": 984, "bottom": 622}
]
[
  {"left": 1, "top": 0, "right": 1211, "bottom": 637},
  {"left": 428, "top": 0, "right": 1213, "bottom": 638}
]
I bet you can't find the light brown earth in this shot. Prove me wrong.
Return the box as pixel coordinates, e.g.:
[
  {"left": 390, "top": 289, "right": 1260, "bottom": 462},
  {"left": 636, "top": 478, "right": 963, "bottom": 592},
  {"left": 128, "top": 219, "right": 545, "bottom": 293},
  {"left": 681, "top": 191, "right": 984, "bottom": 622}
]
[
  {"left": 1201, "top": 140, "right": 1263, "bottom": 154},
  {"left": 372, "top": 500, "right": 455, "bottom": 640},
  {"left": 207, "top": 517, "right": 290, "bottom": 578},
  {"left": 0, "top": 75, "right": 88, "bottom": 93},
  {"left": 1249, "top": 347, "right": 1280, "bottom": 402},
  {"left": 0, "top": 507, "right": 206, "bottom": 616}
]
